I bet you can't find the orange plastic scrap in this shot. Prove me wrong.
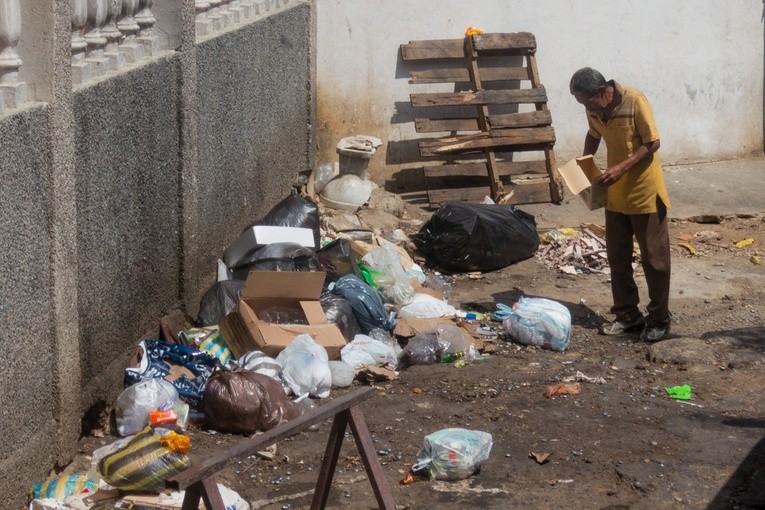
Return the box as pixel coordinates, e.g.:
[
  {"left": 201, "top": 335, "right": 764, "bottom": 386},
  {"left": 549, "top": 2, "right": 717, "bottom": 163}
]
[
  {"left": 544, "top": 382, "right": 581, "bottom": 398},
  {"left": 399, "top": 472, "right": 415, "bottom": 485}
]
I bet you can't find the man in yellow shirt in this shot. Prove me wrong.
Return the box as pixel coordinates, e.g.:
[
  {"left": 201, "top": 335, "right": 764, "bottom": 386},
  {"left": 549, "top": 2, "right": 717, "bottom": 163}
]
[{"left": 570, "top": 67, "right": 671, "bottom": 342}]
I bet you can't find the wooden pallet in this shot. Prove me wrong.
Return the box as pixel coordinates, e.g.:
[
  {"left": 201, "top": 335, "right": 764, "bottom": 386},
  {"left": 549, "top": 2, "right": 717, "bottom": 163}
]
[{"left": 400, "top": 32, "right": 563, "bottom": 207}]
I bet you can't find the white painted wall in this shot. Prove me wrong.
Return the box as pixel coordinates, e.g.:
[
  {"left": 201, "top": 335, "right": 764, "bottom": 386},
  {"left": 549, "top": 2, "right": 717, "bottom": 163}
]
[{"left": 316, "top": 0, "right": 764, "bottom": 183}]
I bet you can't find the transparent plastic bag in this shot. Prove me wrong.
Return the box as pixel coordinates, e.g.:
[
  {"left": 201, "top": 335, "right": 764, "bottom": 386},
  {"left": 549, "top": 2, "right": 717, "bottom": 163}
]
[
  {"left": 115, "top": 378, "right": 180, "bottom": 437},
  {"left": 361, "top": 244, "right": 416, "bottom": 306},
  {"left": 412, "top": 428, "right": 493, "bottom": 480},
  {"left": 398, "top": 331, "right": 444, "bottom": 368},
  {"left": 501, "top": 297, "right": 571, "bottom": 352},
  {"left": 275, "top": 334, "right": 332, "bottom": 398},
  {"left": 320, "top": 291, "right": 361, "bottom": 341},
  {"left": 398, "top": 293, "right": 456, "bottom": 319},
  {"left": 340, "top": 334, "right": 399, "bottom": 370}
]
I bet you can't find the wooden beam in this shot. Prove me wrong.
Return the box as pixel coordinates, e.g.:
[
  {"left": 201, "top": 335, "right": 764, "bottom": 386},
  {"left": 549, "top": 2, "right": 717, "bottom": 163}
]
[
  {"left": 410, "top": 88, "right": 547, "bottom": 108},
  {"left": 401, "top": 33, "right": 536, "bottom": 61},
  {"left": 167, "top": 388, "right": 377, "bottom": 490},
  {"left": 400, "top": 39, "right": 464, "bottom": 60},
  {"left": 419, "top": 127, "right": 555, "bottom": 156},
  {"left": 409, "top": 66, "right": 530, "bottom": 84},
  {"left": 423, "top": 160, "right": 549, "bottom": 177},
  {"left": 427, "top": 180, "right": 553, "bottom": 206},
  {"left": 472, "top": 32, "right": 537, "bottom": 54},
  {"left": 414, "top": 110, "right": 552, "bottom": 133}
]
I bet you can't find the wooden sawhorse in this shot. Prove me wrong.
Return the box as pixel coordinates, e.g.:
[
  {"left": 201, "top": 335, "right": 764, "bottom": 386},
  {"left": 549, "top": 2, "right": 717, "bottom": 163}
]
[{"left": 167, "top": 387, "right": 396, "bottom": 509}]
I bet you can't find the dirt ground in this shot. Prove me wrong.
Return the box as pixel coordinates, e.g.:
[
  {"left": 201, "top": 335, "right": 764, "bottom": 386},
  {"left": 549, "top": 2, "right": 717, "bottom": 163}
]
[{"left": 72, "top": 214, "right": 765, "bottom": 510}]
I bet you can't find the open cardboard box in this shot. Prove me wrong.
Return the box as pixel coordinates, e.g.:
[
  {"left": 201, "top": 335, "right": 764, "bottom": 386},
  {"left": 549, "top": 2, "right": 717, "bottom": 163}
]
[
  {"left": 220, "top": 271, "right": 347, "bottom": 359},
  {"left": 557, "top": 155, "right": 607, "bottom": 210}
]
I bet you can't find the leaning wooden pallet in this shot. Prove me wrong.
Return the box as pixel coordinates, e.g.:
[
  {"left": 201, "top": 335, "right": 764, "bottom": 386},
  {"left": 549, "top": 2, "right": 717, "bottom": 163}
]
[{"left": 400, "top": 32, "right": 563, "bottom": 207}]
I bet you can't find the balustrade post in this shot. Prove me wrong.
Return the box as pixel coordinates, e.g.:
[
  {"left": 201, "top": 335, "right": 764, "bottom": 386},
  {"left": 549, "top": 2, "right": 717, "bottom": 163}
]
[
  {"left": 206, "top": 0, "right": 222, "bottom": 31},
  {"left": 134, "top": 0, "right": 157, "bottom": 57},
  {"left": 84, "top": 0, "right": 110, "bottom": 77},
  {"left": 195, "top": 0, "right": 212, "bottom": 37},
  {"left": 117, "top": 0, "right": 142, "bottom": 63},
  {"left": 102, "top": 0, "right": 125, "bottom": 70},
  {"left": 0, "top": 0, "right": 26, "bottom": 109},
  {"left": 71, "top": 0, "right": 92, "bottom": 84},
  {"left": 218, "top": 0, "right": 233, "bottom": 27}
]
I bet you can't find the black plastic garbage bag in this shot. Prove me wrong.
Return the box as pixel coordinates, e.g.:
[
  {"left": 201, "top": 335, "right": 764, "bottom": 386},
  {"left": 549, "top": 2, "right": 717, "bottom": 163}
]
[
  {"left": 244, "top": 193, "right": 320, "bottom": 249},
  {"left": 412, "top": 202, "right": 539, "bottom": 272},
  {"left": 331, "top": 274, "right": 396, "bottom": 334},
  {"left": 316, "top": 239, "right": 362, "bottom": 285},
  {"left": 230, "top": 242, "right": 319, "bottom": 280},
  {"left": 197, "top": 280, "right": 245, "bottom": 327},
  {"left": 320, "top": 291, "right": 360, "bottom": 341}
]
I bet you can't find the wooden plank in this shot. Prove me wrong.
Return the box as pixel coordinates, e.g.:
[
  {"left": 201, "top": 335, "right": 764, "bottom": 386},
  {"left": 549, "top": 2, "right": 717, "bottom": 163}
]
[
  {"left": 400, "top": 33, "right": 536, "bottom": 61},
  {"left": 400, "top": 39, "right": 464, "bottom": 60},
  {"left": 414, "top": 110, "right": 552, "bottom": 133},
  {"left": 465, "top": 35, "right": 503, "bottom": 199},
  {"left": 410, "top": 88, "right": 547, "bottom": 107},
  {"left": 418, "top": 127, "right": 555, "bottom": 156},
  {"left": 427, "top": 179, "right": 553, "bottom": 206},
  {"left": 168, "top": 387, "right": 376, "bottom": 489},
  {"left": 472, "top": 32, "right": 536, "bottom": 54},
  {"left": 409, "top": 66, "right": 530, "bottom": 84},
  {"left": 489, "top": 110, "right": 552, "bottom": 129},
  {"left": 423, "top": 160, "right": 549, "bottom": 177}
]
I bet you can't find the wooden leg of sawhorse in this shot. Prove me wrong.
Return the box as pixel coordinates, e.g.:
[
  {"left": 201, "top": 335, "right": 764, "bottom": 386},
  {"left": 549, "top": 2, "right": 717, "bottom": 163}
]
[
  {"left": 181, "top": 476, "right": 226, "bottom": 510},
  {"left": 311, "top": 406, "right": 396, "bottom": 510}
]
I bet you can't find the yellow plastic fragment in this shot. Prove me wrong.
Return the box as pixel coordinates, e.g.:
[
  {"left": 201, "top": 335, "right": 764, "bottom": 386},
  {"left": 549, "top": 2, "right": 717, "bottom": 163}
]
[
  {"left": 734, "top": 238, "right": 754, "bottom": 248},
  {"left": 752, "top": 255, "right": 762, "bottom": 265},
  {"left": 160, "top": 431, "right": 190, "bottom": 454},
  {"left": 678, "top": 242, "right": 697, "bottom": 255},
  {"left": 465, "top": 25, "right": 484, "bottom": 37}
]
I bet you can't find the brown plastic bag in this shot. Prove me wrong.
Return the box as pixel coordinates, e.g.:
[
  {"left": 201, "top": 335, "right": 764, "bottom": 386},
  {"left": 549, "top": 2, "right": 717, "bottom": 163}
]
[{"left": 203, "top": 370, "right": 299, "bottom": 434}]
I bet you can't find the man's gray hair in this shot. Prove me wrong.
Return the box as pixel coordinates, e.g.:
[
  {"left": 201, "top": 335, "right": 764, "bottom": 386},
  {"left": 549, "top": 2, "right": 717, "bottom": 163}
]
[{"left": 570, "top": 67, "right": 607, "bottom": 96}]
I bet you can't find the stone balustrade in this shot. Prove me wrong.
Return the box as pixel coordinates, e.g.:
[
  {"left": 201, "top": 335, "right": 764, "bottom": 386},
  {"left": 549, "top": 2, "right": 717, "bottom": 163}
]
[
  {"left": 0, "top": 0, "right": 27, "bottom": 111},
  {"left": 195, "top": 0, "right": 290, "bottom": 39}
]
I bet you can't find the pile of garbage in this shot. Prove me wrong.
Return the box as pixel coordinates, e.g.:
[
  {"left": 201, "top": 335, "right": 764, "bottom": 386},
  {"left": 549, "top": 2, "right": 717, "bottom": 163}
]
[
  {"left": 29, "top": 147, "right": 577, "bottom": 508},
  {"left": 536, "top": 225, "right": 611, "bottom": 275}
]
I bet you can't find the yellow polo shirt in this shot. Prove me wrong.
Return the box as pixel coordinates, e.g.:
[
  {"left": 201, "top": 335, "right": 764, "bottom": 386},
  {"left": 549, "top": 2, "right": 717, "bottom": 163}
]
[{"left": 586, "top": 82, "right": 670, "bottom": 214}]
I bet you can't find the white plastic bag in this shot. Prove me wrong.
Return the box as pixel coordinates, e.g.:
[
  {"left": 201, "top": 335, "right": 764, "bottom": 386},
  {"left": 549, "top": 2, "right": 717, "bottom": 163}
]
[
  {"left": 341, "top": 334, "right": 399, "bottom": 370},
  {"left": 328, "top": 360, "right": 355, "bottom": 387},
  {"left": 412, "top": 428, "right": 493, "bottom": 480},
  {"left": 234, "top": 350, "right": 284, "bottom": 384},
  {"left": 115, "top": 378, "right": 179, "bottom": 437},
  {"left": 398, "top": 293, "right": 456, "bottom": 318},
  {"left": 276, "top": 334, "right": 332, "bottom": 398},
  {"left": 501, "top": 297, "right": 571, "bottom": 352}
]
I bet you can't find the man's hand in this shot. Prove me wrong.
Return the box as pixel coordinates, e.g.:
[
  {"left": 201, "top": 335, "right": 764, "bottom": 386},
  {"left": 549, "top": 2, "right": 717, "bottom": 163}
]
[{"left": 593, "top": 163, "right": 628, "bottom": 186}]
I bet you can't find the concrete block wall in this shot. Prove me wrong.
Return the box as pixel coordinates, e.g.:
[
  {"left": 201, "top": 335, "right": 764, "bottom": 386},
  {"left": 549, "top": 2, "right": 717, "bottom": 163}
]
[{"left": 0, "top": 1, "right": 315, "bottom": 507}]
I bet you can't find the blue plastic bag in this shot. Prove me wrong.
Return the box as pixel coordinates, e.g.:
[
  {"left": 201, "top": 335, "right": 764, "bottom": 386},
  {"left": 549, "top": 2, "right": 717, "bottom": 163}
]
[
  {"left": 331, "top": 274, "right": 396, "bottom": 334},
  {"left": 500, "top": 297, "right": 571, "bottom": 351}
]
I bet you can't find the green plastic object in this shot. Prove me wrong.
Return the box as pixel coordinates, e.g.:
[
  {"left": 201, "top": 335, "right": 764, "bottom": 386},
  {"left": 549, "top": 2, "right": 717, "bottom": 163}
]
[{"left": 665, "top": 384, "right": 692, "bottom": 400}]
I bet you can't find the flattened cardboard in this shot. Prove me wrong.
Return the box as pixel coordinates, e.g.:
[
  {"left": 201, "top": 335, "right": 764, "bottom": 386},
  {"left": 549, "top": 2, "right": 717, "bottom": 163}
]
[
  {"left": 558, "top": 155, "right": 607, "bottom": 210},
  {"left": 394, "top": 316, "right": 476, "bottom": 348},
  {"left": 220, "top": 271, "right": 347, "bottom": 359}
]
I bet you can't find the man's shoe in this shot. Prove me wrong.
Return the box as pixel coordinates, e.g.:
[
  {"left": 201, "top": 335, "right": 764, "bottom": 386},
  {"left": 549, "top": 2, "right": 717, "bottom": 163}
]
[
  {"left": 599, "top": 316, "right": 646, "bottom": 336},
  {"left": 640, "top": 325, "right": 668, "bottom": 342}
]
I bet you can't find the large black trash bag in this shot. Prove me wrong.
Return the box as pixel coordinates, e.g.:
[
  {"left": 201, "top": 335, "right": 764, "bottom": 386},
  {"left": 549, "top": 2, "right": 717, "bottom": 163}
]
[
  {"left": 412, "top": 202, "right": 539, "bottom": 272},
  {"left": 230, "top": 242, "right": 319, "bottom": 280},
  {"left": 331, "top": 274, "right": 396, "bottom": 334},
  {"left": 316, "top": 239, "right": 362, "bottom": 285},
  {"left": 244, "top": 193, "right": 320, "bottom": 249},
  {"left": 197, "top": 280, "right": 245, "bottom": 326}
]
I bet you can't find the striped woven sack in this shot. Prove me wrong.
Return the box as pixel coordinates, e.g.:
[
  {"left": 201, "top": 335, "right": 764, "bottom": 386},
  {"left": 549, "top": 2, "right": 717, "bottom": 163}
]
[{"left": 97, "top": 426, "right": 189, "bottom": 492}]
